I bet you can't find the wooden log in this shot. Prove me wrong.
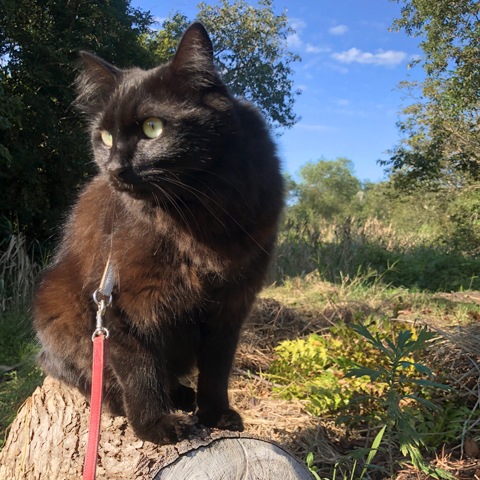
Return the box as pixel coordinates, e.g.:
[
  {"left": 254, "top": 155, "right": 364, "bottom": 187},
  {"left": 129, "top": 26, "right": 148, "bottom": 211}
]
[{"left": 0, "top": 376, "right": 314, "bottom": 480}]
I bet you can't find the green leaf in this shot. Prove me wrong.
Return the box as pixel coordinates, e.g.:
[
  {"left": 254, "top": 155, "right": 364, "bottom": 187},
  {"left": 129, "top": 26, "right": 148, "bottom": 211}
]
[
  {"left": 400, "top": 361, "right": 432, "bottom": 376},
  {"left": 344, "top": 366, "right": 384, "bottom": 382},
  {"left": 366, "top": 425, "right": 386, "bottom": 464},
  {"left": 408, "top": 378, "right": 453, "bottom": 391},
  {"left": 403, "top": 394, "right": 441, "bottom": 411}
]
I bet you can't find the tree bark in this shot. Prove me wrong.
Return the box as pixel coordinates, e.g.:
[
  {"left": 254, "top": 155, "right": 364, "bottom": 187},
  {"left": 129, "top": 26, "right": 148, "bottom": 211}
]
[{"left": 0, "top": 377, "right": 314, "bottom": 480}]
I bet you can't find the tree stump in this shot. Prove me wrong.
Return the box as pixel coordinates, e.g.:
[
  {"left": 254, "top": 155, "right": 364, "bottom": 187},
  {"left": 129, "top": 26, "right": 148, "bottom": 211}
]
[{"left": 0, "top": 377, "right": 314, "bottom": 479}]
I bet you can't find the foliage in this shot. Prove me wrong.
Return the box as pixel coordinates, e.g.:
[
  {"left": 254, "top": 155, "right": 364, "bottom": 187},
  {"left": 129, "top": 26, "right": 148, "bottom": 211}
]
[
  {"left": 0, "top": 0, "right": 155, "bottom": 242},
  {"left": 278, "top": 157, "right": 480, "bottom": 290},
  {"left": 268, "top": 314, "right": 458, "bottom": 477},
  {"left": 384, "top": 0, "right": 480, "bottom": 183},
  {"left": 268, "top": 320, "right": 408, "bottom": 417},
  {"left": 268, "top": 333, "right": 359, "bottom": 415},
  {"left": 306, "top": 452, "right": 322, "bottom": 480},
  {"left": 384, "top": 78, "right": 480, "bottom": 187},
  {"left": 145, "top": 0, "right": 301, "bottom": 129},
  {"left": 288, "top": 158, "right": 362, "bottom": 222},
  {"left": 408, "top": 404, "right": 474, "bottom": 448},
  {"left": 341, "top": 323, "right": 452, "bottom": 479}
]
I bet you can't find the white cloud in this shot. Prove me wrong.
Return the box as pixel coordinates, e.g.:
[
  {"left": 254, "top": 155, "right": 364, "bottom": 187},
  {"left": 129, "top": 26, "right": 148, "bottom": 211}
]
[
  {"left": 329, "top": 25, "right": 349, "bottom": 35},
  {"left": 306, "top": 44, "right": 331, "bottom": 53},
  {"left": 286, "top": 33, "right": 303, "bottom": 49},
  {"left": 332, "top": 48, "right": 407, "bottom": 66},
  {"left": 286, "top": 17, "right": 332, "bottom": 55},
  {"left": 290, "top": 18, "right": 307, "bottom": 32},
  {"left": 297, "top": 85, "right": 308, "bottom": 91},
  {"left": 338, "top": 99, "right": 350, "bottom": 106}
]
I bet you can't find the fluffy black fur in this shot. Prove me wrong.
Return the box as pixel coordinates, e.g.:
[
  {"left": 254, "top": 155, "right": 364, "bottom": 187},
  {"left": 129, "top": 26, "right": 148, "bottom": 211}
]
[{"left": 34, "top": 23, "right": 284, "bottom": 445}]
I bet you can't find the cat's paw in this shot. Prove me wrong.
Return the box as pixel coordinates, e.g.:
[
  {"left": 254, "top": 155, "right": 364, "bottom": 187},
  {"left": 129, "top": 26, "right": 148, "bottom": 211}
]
[
  {"left": 133, "top": 412, "right": 196, "bottom": 445},
  {"left": 197, "top": 408, "right": 244, "bottom": 432},
  {"left": 170, "top": 384, "right": 196, "bottom": 412}
]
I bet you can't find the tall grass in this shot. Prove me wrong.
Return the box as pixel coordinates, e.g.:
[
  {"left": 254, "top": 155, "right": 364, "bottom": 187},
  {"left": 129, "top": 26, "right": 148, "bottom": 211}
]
[
  {"left": 272, "top": 216, "right": 480, "bottom": 292},
  {"left": 0, "top": 233, "right": 43, "bottom": 313},
  {"left": 0, "top": 232, "right": 45, "bottom": 449}
]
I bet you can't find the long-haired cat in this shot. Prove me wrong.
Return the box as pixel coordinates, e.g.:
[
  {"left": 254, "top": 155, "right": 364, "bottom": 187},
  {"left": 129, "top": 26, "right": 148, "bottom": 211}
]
[{"left": 34, "top": 22, "right": 283, "bottom": 445}]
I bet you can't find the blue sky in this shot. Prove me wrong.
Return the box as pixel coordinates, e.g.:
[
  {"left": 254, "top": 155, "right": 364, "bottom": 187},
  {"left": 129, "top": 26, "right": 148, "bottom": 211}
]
[{"left": 131, "top": 0, "right": 426, "bottom": 182}]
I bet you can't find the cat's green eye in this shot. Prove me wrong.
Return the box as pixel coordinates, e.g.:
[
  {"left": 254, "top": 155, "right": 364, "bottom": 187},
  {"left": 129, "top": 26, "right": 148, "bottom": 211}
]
[
  {"left": 101, "top": 130, "right": 113, "bottom": 147},
  {"left": 143, "top": 117, "right": 163, "bottom": 139}
]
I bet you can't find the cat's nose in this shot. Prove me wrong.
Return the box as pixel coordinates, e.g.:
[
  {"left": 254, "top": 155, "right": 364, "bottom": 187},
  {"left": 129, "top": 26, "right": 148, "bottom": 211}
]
[{"left": 108, "top": 166, "right": 129, "bottom": 182}]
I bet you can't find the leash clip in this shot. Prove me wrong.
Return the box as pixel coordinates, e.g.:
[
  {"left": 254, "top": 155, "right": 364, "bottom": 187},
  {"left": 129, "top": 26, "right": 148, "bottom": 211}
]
[
  {"left": 92, "top": 290, "right": 111, "bottom": 341},
  {"left": 91, "top": 256, "right": 115, "bottom": 341}
]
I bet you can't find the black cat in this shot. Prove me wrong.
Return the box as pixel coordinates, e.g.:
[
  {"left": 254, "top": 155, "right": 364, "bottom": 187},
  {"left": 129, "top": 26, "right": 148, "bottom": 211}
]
[{"left": 34, "top": 22, "right": 284, "bottom": 445}]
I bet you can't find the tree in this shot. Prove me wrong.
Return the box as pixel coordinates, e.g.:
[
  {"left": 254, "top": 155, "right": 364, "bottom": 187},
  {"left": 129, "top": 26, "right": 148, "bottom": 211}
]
[
  {"left": 288, "top": 158, "right": 362, "bottom": 221},
  {"left": 0, "top": 0, "right": 154, "bottom": 242},
  {"left": 383, "top": 0, "right": 480, "bottom": 186},
  {"left": 145, "top": 0, "right": 301, "bottom": 130}
]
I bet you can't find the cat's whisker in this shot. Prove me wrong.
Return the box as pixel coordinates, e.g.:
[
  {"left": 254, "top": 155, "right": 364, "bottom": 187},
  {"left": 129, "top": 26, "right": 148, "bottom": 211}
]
[
  {"left": 158, "top": 174, "right": 229, "bottom": 232},
  {"left": 156, "top": 172, "right": 268, "bottom": 254},
  {"left": 150, "top": 183, "right": 197, "bottom": 236},
  {"left": 167, "top": 166, "right": 250, "bottom": 204}
]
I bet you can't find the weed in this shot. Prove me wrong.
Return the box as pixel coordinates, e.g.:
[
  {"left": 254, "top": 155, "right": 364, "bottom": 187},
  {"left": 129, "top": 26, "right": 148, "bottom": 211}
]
[
  {"left": 306, "top": 426, "right": 387, "bottom": 480},
  {"left": 340, "top": 323, "right": 453, "bottom": 479}
]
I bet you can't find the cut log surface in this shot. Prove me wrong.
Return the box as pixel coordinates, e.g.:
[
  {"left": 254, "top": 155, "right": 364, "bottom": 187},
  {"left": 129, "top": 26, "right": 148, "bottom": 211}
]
[{"left": 0, "top": 376, "right": 314, "bottom": 480}]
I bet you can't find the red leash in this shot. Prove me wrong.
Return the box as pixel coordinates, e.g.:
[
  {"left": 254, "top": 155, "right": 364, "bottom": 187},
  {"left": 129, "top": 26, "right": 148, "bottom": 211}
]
[
  {"left": 83, "top": 334, "right": 107, "bottom": 480},
  {"left": 83, "top": 258, "right": 115, "bottom": 480}
]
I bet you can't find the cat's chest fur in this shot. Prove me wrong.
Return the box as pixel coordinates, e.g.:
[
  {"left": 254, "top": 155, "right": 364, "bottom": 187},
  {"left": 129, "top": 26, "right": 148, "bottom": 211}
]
[{"left": 70, "top": 176, "right": 240, "bottom": 330}]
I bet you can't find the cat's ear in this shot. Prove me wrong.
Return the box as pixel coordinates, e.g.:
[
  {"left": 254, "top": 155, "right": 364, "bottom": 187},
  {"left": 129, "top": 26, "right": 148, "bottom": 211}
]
[
  {"left": 170, "top": 23, "right": 218, "bottom": 87},
  {"left": 75, "top": 51, "right": 121, "bottom": 115}
]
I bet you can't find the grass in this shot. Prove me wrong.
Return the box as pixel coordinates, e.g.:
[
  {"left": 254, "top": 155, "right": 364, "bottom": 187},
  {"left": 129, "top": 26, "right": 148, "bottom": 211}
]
[
  {"left": 0, "top": 309, "right": 43, "bottom": 449},
  {"left": 2, "top": 216, "right": 480, "bottom": 475},
  {"left": 0, "top": 232, "right": 43, "bottom": 314},
  {"left": 0, "top": 231, "right": 44, "bottom": 449},
  {"left": 272, "top": 216, "right": 480, "bottom": 292}
]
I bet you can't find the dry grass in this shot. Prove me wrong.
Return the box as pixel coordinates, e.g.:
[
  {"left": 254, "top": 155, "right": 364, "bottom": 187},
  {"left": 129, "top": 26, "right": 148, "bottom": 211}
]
[
  {"left": 0, "top": 233, "right": 42, "bottom": 314},
  {"left": 228, "top": 295, "right": 361, "bottom": 472},
  {"left": 272, "top": 216, "right": 435, "bottom": 282},
  {"left": 226, "top": 279, "right": 480, "bottom": 475}
]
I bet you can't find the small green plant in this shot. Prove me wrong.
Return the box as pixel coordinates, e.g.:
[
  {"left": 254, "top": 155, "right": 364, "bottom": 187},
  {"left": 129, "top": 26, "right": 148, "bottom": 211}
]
[
  {"left": 267, "top": 319, "right": 400, "bottom": 417},
  {"left": 340, "top": 323, "right": 453, "bottom": 479},
  {"left": 306, "top": 452, "right": 322, "bottom": 480},
  {"left": 407, "top": 403, "right": 476, "bottom": 448},
  {"left": 306, "top": 426, "right": 386, "bottom": 480},
  {"left": 267, "top": 333, "right": 376, "bottom": 415}
]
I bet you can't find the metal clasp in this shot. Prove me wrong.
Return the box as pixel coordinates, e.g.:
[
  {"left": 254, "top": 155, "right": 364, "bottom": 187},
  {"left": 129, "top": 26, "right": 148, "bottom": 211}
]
[{"left": 92, "top": 289, "right": 112, "bottom": 341}]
